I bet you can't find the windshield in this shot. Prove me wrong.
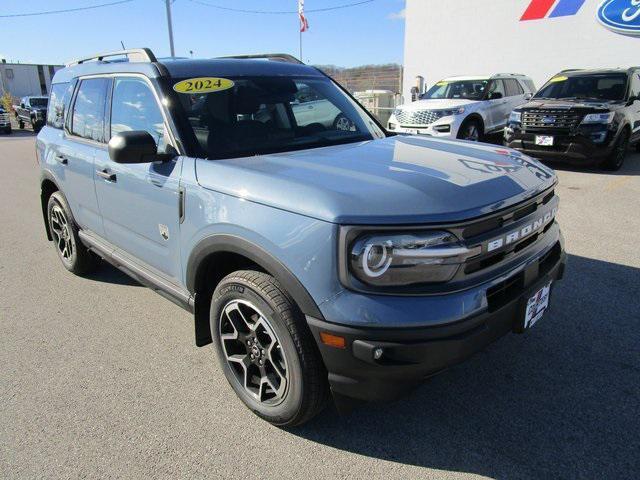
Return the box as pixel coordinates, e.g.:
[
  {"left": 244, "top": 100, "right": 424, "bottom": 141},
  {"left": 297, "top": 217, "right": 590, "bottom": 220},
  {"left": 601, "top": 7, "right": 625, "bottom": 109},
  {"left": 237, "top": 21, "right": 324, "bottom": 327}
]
[
  {"left": 420, "top": 79, "right": 488, "bottom": 100},
  {"left": 30, "top": 98, "right": 48, "bottom": 107},
  {"left": 535, "top": 74, "right": 627, "bottom": 101},
  {"left": 172, "top": 75, "right": 385, "bottom": 159}
]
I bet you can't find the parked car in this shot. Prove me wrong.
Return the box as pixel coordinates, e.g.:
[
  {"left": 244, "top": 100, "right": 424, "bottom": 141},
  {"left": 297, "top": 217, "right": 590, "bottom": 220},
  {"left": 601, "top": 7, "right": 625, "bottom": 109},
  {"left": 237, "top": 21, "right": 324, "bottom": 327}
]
[
  {"left": 14, "top": 96, "right": 48, "bottom": 132},
  {"left": 0, "top": 106, "right": 11, "bottom": 134},
  {"left": 37, "top": 49, "right": 565, "bottom": 426},
  {"left": 388, "top": 74, "right": 535, "bottom": 141},
  {"left": 504, "top": 68, "right": 640, "bottom": 170}
]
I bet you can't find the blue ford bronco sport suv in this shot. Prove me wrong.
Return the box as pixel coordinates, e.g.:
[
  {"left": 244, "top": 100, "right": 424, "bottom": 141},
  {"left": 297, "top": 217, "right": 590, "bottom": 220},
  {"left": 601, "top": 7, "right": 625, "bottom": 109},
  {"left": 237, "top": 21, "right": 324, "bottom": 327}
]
[{"left": 37, "top": 49, "right": 566, "bottom": 426}]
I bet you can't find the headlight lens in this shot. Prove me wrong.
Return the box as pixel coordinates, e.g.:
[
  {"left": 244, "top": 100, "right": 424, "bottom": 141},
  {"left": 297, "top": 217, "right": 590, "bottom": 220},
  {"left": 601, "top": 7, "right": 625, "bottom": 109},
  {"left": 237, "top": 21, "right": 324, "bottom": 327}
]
[
  {"left": 581, "top": 112, "right": 614, "bottom": 124},
  {"left": 440, "top": 107, "right": 465, "bottom": 116},
  {"left": 509, "top": 111, "right": 522, "bottom": 123},
  {"left": 349, "top": 231, "right": 477, "bottom": 287}
]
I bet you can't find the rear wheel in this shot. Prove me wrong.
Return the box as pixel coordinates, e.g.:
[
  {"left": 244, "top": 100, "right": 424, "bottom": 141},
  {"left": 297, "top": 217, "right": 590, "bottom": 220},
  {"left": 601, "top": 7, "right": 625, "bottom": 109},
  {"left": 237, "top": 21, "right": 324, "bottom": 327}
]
[
  {"left": 47, "top": 191, "right": 99, "bottom": 275},
  {"left": 601, "top": 130, "right": 629, "bottom": 171},
  {"left": 457, "top": 118, "right": 483, "bottom": 142},
  {"left": 210, "top": 270, "right": 328, "bottom": 426}
]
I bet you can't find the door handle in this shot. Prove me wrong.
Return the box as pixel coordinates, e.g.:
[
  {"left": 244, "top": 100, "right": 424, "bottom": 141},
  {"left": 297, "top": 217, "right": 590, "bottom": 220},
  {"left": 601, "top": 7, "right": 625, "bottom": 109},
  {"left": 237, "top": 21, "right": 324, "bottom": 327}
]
[
  {"left": 96, "top": 169, "right": 117, "bottom": 182},
  {"left": 55, "top": 154, "right": 67, "bottom": 165}
]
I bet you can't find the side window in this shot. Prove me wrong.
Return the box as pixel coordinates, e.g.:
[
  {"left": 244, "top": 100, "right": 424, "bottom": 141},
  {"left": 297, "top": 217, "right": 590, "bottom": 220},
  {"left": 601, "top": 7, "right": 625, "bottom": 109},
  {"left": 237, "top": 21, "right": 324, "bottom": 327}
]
[
  {"left": 47, "top": 82, "right": 74, "bottom": 129},
  {"left": 110, "top": 77, "right": 169, "bottom": 153},
  {"left": 630, "top": 72, "right": 640, "bottom": 98},
  {"left": 509, "top": 79, "right": 525, "bottom": 96},
  {"left": 487, "top": 79, "right": 506, "bottom": 99},
  {"left": 71, "top": 78, "right": 109, "bottom": 142}
]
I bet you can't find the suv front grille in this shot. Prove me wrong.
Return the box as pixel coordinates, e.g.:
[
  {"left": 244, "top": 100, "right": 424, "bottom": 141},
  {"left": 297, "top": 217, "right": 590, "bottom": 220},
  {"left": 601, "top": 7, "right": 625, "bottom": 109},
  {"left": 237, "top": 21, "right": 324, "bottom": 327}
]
[
  {"left": 395, "top": 109, "right": 444, "bottom": 126},
  {"left": 522, "top": 109, "right": 583, "bottom": 132},
  {"left": 0, "top": 113, "right": 9, "bottom": 123}
]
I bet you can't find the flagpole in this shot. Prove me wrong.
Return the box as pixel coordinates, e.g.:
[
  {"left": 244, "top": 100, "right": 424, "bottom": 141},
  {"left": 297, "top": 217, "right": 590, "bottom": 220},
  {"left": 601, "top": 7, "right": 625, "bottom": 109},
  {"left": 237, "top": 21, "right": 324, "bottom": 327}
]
[{"left": 299, "top": 28, "right": 302, "bottom": 61}]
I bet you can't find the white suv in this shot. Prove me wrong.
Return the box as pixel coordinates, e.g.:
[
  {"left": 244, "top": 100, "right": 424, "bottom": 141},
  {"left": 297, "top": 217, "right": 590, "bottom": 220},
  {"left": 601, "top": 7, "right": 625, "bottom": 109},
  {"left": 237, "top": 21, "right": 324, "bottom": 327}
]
[{"left": 389, "top": 74, "right": 535, "bottom": 141}]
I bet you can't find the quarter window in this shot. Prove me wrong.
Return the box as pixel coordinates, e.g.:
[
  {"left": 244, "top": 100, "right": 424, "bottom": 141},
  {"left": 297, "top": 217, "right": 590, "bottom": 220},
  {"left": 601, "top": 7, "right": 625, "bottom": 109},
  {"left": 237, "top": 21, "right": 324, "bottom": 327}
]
[
  {"left": 504, "top": 79, "right": 524, "bottom": 97},
  {"left": 47, "top": 82, "right": 74, "bottom": 129},
  {"left": 71, "top": 78, "right": 109, "bottom": 142},
  {"left": 110, "top": 77, "right": 169, "bottom": 152}
]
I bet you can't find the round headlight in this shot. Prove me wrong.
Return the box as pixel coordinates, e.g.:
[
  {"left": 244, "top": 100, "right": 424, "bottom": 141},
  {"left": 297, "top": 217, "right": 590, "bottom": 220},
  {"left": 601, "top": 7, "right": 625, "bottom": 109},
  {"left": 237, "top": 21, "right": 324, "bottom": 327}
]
[{"left": 362, "top": 241, "right": 393, "bottom": 277}]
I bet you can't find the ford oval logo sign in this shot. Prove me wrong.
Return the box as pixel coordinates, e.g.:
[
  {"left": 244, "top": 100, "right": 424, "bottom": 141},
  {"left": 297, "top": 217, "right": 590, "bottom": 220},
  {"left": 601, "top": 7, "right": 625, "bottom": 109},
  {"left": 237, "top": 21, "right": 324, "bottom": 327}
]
[{"left": 597, "top": 0, "right": 640, "bottom": 36}]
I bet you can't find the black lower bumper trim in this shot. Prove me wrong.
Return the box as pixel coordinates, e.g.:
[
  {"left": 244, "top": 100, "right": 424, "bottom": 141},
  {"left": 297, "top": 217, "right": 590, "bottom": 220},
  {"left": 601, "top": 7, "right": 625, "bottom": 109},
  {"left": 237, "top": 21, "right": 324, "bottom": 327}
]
[{"left": 308, "top": 247, "right": 566, "bottom": 403}]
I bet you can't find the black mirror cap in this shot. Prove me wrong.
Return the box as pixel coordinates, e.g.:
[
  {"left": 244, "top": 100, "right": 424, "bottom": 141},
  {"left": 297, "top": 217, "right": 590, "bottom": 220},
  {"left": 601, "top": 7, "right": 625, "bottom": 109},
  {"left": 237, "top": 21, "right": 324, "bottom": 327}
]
[
  {"left": 627, "top": 95, "right": 639, "bottom": 106},
  {"left": 108, "top": 131, "right": 158, "bottom": 164}
]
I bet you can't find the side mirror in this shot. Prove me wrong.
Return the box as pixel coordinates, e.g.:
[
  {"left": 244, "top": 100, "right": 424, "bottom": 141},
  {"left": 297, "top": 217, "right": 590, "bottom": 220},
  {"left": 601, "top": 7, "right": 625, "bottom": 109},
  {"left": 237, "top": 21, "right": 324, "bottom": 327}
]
[
  {"left": 108, "top": 131, "right": 158, "bottom": 164},
  {"left": 627, "top": 95, "right": 639, "bottom": 106},
  {"left": 489, "top": 92, "right": 503, "bottom": 100},
  {"left": 20, "top": 103, "right": 25, "bottom": 108},
  {"left": 524, "top": 93, "right": 533, "bottom": 100}
]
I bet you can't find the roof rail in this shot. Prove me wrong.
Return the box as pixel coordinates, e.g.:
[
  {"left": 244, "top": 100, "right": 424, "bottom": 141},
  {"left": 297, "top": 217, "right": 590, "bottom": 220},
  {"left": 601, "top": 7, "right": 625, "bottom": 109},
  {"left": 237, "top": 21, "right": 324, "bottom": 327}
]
[
  {"left": 560, "top": 68, "right": 583, "bottom": 73},
  {"left": 492, "top": 73, "right": 527, "bottom": 78},
  {"left": 216, "top": 53, "right": 304, "bottom": 65},
  {"left": 66, "top": 48, "right": 157, "bottom": 67}
]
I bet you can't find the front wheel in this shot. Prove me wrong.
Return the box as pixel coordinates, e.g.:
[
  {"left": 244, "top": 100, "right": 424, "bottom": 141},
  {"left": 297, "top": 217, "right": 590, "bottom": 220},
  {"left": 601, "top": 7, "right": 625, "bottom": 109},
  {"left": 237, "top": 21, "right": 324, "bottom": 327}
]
[
  {"left": 457, "top": 118, "right": 483, "bottom": 142},
  {"left": 600, "top": 130, "right": 629, "bottom": 171},
  {"left": 210, "top": 270, "right": 328, "bottom": 426}
]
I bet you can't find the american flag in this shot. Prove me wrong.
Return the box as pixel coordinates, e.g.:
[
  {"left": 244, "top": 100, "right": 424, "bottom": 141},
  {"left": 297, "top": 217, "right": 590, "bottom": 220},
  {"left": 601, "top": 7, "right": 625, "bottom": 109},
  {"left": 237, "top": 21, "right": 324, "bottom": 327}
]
[{"left": 298, "top": 0, "right": 309, "bottom": 32}]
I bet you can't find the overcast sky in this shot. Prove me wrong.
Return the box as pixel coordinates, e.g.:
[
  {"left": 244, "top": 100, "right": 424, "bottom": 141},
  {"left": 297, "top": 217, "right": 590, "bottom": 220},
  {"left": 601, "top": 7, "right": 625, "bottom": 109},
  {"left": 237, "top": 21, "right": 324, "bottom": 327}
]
[{"left": 0, "top": 0, "right": 406, "bottom": 66}]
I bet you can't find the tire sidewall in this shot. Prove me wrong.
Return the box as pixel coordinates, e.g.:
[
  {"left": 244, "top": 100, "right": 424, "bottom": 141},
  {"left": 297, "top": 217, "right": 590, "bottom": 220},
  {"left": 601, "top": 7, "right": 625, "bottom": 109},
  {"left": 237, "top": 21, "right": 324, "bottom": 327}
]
[
  {"left": 210, "top": 277, "right": 305, "bottom": 425},
  {"left": 458, "top": 118, "right": 482, "bottom": 141},
  {"left": 47, "top": 192, "right": 78, "bottom": 271}
]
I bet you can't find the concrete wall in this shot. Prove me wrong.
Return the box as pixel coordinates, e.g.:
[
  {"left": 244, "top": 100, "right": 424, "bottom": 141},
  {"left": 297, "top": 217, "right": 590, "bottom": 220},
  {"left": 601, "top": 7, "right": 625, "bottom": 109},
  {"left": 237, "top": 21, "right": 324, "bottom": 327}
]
[
  {"left": 0, "top": 64, "right": 63, "bottom": 99},
  {"left": 403, "top": 0, "right": 640, "bottom": 101}
]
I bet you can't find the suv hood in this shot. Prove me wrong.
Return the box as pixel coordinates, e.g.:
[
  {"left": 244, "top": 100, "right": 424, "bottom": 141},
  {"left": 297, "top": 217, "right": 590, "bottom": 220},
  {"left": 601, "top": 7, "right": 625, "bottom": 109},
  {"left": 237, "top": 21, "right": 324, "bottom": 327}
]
[
  {"left": 398, "top": 98, "right": 478, "bottom": 111},
  {"left": 195, "top": 136, "right": 556, "bottom": 225},
  {"left": 519, "top": 98, "right": 624, "bottom": 111}
]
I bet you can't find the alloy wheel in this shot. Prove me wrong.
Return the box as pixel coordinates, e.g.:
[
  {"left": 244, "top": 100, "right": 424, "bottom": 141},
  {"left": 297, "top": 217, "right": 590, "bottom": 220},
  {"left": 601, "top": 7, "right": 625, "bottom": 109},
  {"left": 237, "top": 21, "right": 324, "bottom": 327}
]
[
  {"left": 219, "top": 299, "right": 289, "bottom": 405},
  {"left": 50, "top": 204, "right": 74, "bottom": 263},
  {"left": 462, "top": 124, "right": 479, "bottom": 141}
]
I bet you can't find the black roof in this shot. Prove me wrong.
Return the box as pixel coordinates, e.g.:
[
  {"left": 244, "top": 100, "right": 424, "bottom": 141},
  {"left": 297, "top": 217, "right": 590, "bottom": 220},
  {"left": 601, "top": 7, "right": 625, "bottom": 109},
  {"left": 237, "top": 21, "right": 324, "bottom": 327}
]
[
  {"left": 54, "top": 55, "right": 323, "bottom": 84},
  {"left": 158, "top": 58, "right": 322, "bottom": 78},
  {"left": 561, "top": 67, "right": 636, "bottom": 76}
]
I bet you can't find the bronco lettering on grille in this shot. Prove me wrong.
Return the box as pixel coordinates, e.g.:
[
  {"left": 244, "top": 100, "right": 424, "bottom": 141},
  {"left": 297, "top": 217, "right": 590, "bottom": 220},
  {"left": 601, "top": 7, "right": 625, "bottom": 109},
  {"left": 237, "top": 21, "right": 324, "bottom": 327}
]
[{"left": 487, "top": 207, "right": 558, "bottom": 252}]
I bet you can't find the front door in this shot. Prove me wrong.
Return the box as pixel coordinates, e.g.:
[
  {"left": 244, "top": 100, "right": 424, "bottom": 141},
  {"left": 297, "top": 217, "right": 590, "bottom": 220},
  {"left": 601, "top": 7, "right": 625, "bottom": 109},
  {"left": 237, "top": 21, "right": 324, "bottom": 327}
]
[{"left": 93, "top": 76, "right": 183, "bottom": 281}]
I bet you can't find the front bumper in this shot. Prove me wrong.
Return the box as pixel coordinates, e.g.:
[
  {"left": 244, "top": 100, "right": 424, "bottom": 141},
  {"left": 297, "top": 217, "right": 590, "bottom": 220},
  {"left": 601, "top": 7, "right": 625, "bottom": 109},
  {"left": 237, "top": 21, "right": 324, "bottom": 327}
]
[
  {"left": 308, "top": 239, "right": 566, "bottom": 402},
  {"left": 387, "top": 114, "right": 461, "bottom": 138},
  {"left": 504, "top": 129, "right": 615, "bottom": 165}
]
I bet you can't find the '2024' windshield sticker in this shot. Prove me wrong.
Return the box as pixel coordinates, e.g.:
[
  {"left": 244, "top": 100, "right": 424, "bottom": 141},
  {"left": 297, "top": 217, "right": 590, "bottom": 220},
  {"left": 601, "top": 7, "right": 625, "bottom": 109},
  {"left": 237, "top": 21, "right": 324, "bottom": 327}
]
[{"left": 173, "top": 77, "right": 235, "bottom": 94}]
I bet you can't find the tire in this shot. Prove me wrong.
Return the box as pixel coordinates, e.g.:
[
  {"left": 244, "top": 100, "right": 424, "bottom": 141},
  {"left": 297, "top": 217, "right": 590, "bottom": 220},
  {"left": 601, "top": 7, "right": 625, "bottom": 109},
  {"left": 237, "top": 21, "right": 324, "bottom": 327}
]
[
  {"left": 18, "top": 120, "right": 24, "bottom": 129},
  {"left": 3, "top": 127, "right": 10, "bottom": 134},
  {"left": 47, "top": 191, "right": 99, "bottom": 275},
  {"left": 457, "top": 118, "right": 483, "bottom": 142},
  {"left": 210, "top": 270, "right": 328, "bottom": 426},
  {"left": 635, "top": 141, "right": 640, "bottom": 153},
  {"left": 600, "top": 129, "right": 629, "bottom": 171}
]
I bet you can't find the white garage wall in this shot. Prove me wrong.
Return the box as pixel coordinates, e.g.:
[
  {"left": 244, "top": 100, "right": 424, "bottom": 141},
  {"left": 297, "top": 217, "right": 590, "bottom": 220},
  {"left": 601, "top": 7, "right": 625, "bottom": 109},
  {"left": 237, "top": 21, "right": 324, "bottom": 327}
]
[{"left": 403, "top": 0, "right": 640, "bottom": 101}]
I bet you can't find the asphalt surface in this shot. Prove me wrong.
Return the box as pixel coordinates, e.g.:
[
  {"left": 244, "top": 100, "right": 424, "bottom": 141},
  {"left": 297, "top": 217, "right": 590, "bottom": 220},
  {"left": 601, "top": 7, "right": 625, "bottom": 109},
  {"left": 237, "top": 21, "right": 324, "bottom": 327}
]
[{"left": 1, "top": 129, "right": 639, "bottom": 479}]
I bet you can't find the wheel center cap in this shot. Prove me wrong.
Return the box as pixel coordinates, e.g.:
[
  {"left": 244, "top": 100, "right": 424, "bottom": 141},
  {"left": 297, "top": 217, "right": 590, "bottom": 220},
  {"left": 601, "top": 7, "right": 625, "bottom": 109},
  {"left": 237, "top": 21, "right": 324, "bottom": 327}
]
[{"left": 250, "top": 345, "right": 261, "bottom": 359}]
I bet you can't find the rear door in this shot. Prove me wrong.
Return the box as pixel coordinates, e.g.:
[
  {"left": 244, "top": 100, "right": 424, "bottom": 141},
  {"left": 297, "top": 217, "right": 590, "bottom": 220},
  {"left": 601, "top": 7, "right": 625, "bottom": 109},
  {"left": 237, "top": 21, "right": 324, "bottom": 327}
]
[
  {"left": 93, "top": 75, "right": 183, "bottom": 281},
  {"left": 629, "top": 71, "right": 640, "bottom": 143},
  {"left": 60, "top": 77, "right": 109, "bottom": 236},
  {"left": 485, "top": 79, "right": 509, "bottom": 132}
]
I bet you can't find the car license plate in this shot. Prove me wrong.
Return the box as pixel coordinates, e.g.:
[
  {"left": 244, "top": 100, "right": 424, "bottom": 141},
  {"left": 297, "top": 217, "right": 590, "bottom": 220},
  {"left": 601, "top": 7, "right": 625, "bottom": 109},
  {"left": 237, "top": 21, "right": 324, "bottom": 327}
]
[
  {"left": 535, "top": 135, "right": 554, "bottom": 146},
  {"left": 524, "top": 282, "right": 551, "bottom": 329}
]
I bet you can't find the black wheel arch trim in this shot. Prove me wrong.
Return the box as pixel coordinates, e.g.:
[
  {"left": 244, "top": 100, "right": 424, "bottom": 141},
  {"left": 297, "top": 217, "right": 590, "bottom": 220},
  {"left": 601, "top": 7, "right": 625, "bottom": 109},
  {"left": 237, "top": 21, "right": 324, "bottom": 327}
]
[
  {"left": 40, "top": 170, "right": 62, "bottom": 241},
  {"left": 188, "top": 234, "right": 325, "bottom": 347}
]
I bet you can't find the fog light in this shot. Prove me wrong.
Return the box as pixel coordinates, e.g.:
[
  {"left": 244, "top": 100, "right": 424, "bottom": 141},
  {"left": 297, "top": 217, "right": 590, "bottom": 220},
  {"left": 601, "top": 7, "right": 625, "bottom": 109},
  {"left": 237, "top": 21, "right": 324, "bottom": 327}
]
[{"left": 373, "top": 347, "right": 384, "bottom": 360}]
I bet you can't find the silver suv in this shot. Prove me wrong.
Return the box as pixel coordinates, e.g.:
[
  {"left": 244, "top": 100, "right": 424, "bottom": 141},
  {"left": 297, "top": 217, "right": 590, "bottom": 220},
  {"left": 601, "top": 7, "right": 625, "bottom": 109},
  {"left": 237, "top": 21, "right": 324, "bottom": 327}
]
[{"left": 389, "top": 74, "right": 535, "bottom": 141}]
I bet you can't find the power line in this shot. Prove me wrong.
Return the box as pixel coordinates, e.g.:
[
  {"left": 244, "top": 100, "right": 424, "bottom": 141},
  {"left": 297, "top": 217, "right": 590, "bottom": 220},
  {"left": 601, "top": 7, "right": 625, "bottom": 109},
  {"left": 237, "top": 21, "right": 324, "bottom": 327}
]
[
  {"left": 0, "top": 0, "right": 134, "bottom": 19},
  {"left": 186, "top": 0, "right": 376, "bottom": 15}
]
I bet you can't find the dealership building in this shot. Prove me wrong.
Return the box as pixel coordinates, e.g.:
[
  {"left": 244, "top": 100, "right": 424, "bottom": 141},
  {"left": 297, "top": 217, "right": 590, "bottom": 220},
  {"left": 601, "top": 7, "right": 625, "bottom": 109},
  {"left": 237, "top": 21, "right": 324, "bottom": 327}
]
[{"left": 402, "top": 0, "right": 640, "bottom": 100}]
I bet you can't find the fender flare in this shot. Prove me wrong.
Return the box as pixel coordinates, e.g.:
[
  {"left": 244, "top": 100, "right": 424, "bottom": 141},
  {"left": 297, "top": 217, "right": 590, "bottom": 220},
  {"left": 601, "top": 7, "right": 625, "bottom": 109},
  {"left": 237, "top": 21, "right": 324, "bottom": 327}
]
[
  {"left": 186, "top": 234, "right": 324, "bottom": 321},
  {"left": 40, "top": 170, "right": 62, "bottom": 241}
]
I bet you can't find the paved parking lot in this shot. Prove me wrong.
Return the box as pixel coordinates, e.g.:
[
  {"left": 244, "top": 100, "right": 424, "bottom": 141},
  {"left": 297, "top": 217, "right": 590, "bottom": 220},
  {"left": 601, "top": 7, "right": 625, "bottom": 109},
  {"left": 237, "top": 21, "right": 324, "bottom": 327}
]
[{"left": 1, "top": 132, "right": 639, "bottom": 479}]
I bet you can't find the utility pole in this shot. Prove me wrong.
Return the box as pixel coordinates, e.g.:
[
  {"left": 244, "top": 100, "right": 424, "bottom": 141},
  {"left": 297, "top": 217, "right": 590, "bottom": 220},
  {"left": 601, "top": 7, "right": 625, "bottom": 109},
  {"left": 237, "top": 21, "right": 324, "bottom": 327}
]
[{"left": 165, "top": 0, "right": 176, "bottom": 57}]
